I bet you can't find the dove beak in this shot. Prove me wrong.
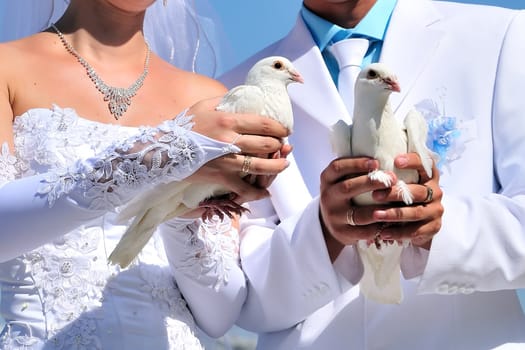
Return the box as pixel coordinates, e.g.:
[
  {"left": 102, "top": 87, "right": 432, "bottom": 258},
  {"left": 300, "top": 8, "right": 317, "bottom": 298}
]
[
  {"left": 289, "top": 69, "right": 304, "bottom": 84},
  {"left": 383, "top": 77, "right": 400, "bottom": 92}
]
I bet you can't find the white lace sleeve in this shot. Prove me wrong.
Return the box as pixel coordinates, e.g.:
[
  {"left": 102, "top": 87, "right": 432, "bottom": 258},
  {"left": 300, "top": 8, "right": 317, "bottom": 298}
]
[
  {"left": 161, "top": 216, "right": 240, "bottom": 291},
  {"left": 159, "top": 217, "right": 247, "bottom": 337},
  {"left": 0, "top": 111, "right": 239, "bottom": 262},
  {"left": 38, "top": 110, "right": 239, "bottom": 211}
]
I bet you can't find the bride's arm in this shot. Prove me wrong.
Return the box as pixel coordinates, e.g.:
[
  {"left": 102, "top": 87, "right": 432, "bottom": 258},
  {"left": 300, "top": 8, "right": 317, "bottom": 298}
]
[
  {"left": 160, "top": 217, "right": 246, "bottom": 338},
  {"left": 0, "top": 108, "right": 241, "bottom": 262}
]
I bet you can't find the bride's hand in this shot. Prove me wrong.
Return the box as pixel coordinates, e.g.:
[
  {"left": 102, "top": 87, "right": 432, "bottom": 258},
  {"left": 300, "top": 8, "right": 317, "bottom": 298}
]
[
  {"left": 181, "top": 98, "right": 293, "bottom": 219},
  {"left": 188, "top": 97, "right": 290, "bottom": 155}
]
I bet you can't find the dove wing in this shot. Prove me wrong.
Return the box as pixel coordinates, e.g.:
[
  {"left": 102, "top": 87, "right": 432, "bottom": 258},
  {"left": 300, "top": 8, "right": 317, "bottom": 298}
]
[
  {"left": 330, "top": 119, "right": 353, "bottom": 157},
  {"left": 404, "top": 108, "right": 433, "bottom": 178},
  {"left": 116, "top": 181, "right": 192, "bottom": 223},
  {"left": 109, "top": 181, "right": 193, "bottom": 267},
  {"left": 216, "top": 85, "right": 266, "bottom": 115}
]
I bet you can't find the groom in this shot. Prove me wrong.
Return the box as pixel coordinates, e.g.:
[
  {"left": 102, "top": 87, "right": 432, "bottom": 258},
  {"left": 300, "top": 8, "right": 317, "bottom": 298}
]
[{"left": 220, "top": 0, "right": 525, "bottom": 349}]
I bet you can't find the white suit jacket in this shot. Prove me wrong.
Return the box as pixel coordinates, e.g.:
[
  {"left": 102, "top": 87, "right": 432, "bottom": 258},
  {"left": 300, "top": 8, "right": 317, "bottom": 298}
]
[{"left": 220, "top": 0, "right": 525, "bottom": 348}]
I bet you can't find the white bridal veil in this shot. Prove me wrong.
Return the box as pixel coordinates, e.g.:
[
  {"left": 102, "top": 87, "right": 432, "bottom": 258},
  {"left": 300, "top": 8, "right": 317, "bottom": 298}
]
[{"left": 0, "top": 0, "right": 224, "bottom": 77}]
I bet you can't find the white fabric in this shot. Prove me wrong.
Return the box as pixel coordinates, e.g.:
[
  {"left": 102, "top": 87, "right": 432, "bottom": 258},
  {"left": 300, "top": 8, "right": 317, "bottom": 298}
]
[
  {"left": 329, "top": 38, "right": 369, "bottom": 116},
  {"left": 0, "top": 107, "right": 245, "bottom": 349},
  {"left": 219, "top": 0, "right": 525, "bottom": 348}
]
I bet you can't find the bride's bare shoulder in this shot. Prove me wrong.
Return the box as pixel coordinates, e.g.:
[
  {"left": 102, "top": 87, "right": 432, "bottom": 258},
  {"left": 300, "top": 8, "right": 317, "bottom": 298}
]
[
  {"left": 0, "top": 32, "right": 57, "bottom": 65},
  {"left": 151, "top": 54, "right": 227, "bottom": 102}
]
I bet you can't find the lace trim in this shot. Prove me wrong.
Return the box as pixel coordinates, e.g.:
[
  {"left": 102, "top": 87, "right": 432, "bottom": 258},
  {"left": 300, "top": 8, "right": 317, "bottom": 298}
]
[
  {"left": 175, "top": 216, "right": 240, "bottom": 291},
  {"left": 37, "top": 109, "right": 205, "bottom": 211}
]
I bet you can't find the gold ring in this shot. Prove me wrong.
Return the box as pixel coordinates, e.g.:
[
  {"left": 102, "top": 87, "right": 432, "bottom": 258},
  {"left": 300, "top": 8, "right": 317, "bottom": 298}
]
[
  {"left": 240, "top": 155, "right": 252, "bottom": 176},
  {"left": 346, "top": 208, "right": 357, "bottom": 226},
  {"left": 423, "top": 185, "right": 433, "bottom": 203}
]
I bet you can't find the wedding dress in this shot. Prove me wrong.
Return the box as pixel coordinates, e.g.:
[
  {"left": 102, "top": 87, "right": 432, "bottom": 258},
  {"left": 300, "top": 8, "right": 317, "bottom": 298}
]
[{"left": 0, "top": 106, "right": 241, "bottom": 350}]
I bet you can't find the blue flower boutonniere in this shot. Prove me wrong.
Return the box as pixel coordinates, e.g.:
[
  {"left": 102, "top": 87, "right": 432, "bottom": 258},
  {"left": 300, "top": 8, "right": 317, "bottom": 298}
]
[{"left": 415, "top": 98, "right": 467, "bottom": 173}]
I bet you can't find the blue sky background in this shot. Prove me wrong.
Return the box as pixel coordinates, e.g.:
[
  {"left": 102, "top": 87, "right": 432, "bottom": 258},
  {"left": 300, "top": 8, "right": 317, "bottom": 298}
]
[{"left": 201, "top": 0, "right": 525, "bottom": 75}]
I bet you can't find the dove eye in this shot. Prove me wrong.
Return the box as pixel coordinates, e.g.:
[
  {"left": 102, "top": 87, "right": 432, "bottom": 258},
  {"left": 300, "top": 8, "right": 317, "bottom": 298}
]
[
  {"left": 367, "top": 70, "right": 378, "bottom": 79},
  {"left": 273, "top": 61, "right": 284, "bottom": 70}
]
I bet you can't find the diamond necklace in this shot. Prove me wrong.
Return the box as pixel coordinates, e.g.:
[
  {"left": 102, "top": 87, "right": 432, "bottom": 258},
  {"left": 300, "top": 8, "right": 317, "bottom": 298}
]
[{"left": 51, "top": 24, "right": 150, "bottom": 120}]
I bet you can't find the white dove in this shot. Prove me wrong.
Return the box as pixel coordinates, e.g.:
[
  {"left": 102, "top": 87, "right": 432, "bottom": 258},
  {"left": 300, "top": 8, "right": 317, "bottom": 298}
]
[
  {"left": 108, "top": 56, "right": 303, "bottom": 268},
  {"left": 330, "top": 63, "right": 433, "bottom": 304}
]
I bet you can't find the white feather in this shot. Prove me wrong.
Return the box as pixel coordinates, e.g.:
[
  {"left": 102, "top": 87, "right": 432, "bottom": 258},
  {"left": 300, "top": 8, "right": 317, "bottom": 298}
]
[{"left": 330, "top": 119, "right": 352, "bottom": 157}]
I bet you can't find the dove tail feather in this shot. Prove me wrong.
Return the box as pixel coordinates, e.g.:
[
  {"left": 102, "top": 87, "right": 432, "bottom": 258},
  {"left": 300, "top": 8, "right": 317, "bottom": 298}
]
[
  {"left": 108, "top": 218, "right": 156, "bottom": 268},
  {"left": 108, "top": 204, "right": 189, "bottom": 268},
  {"left": 357, "top": 242, "right": 404, "bottom": 304},
  {"left": 115, "top": 181, "right": 192, "bottom": 224}
]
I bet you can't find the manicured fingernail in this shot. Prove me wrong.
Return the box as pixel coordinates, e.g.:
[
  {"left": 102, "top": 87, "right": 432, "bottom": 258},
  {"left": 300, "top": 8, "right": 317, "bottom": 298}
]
[{"left": 367, "top": 159, "right": 377, "bottom": 171}]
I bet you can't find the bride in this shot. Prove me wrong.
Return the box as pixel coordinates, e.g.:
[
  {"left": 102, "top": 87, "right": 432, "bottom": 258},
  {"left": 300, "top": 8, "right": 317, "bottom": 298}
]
[{"left": 0, "top": 0, "right": 289, "bottom": 348}]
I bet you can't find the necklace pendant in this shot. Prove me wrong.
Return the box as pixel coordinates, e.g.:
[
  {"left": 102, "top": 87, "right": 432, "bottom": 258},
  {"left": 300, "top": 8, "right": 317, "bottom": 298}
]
[{"left": 105, "top": 89, "right": 134, "bottom": 120}]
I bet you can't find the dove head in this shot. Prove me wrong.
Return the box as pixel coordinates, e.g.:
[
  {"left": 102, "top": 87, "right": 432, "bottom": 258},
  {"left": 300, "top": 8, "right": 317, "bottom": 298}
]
[
  {"left": 245, "top": 56, "right": 304, "bottom": 87},
  {"left": 356, "top": 63, "right": 401, "bottom": 97}
]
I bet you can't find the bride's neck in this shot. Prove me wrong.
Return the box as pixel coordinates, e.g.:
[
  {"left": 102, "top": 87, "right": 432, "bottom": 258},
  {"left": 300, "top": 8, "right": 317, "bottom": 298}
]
[{"left": 54, "top": 1, "right": 147, "bottom": 61}]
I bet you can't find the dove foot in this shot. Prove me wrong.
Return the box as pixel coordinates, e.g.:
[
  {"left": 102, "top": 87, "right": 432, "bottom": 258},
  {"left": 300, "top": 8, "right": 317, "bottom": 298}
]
[
  {"left": 396, "top": 180, "right": 414, "bottom": 205},
  {"left": 199, "top": 195, "right": 250, "bottom": 221},
  {"left": 368, "top": 170, "right": 393, "bottom": 187}
]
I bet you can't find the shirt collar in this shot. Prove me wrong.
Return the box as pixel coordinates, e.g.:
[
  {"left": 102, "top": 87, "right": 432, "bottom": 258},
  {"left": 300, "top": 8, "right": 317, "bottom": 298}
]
[{"left": 301, "top": 0, "right": 397, "bottom": 52}]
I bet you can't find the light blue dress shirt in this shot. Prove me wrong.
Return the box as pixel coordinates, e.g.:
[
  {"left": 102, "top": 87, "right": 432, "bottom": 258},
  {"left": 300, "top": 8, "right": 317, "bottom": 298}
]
[{"left": 301, "top": 0, "right": 397, "bottom": 85}]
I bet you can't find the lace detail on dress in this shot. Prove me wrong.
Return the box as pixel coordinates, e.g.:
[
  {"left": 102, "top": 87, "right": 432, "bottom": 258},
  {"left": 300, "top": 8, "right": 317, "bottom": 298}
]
[
  {"left": 35, "top": 106, "right": 205, "bottom": 211},
  {"left": 49, "top": 318, "right": 102, "bottom": 350},
  {"left": 0, "top": 142, "right": 26, "bottom": 187},
  {"left": 2, "top": 106, "right": 215, "bottom": 349},
  {"left": 138, "top": 265, "right": 204, "bottom": 350},
  {"left": 0, "top": 322, "right": 40, "bottom": 350},
  {"left": 22, "top": 227, "right": 111, "bottom": 349},
  {"left": 175, "top": 216, "right": 240, "bottom": 291}
]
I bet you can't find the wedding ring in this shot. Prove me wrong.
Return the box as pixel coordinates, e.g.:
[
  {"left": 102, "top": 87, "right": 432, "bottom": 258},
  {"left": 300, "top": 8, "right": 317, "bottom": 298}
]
[
  {"left": 240, "top": 155, "right": 252, "bottom": 176},
  {"left": 346, "top": 208, "right": 357, "bottom": 226},
  {"left": 224, "top": 134, "right": 243, "bottom": 153},
  {"left": 423, "top": 185, "right": 434, "bottom": 203},
  {"left": 231, "top": 134, "right": 243, "bottom": 147}
]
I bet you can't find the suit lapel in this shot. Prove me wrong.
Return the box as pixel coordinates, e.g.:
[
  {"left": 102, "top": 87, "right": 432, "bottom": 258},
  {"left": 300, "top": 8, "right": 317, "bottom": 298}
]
[
  {"left": 380, "top": 0, "right": 444, "bottom": 115},
  {"left": 274, "top": 16, "right": 351, "bottom": 128}
]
